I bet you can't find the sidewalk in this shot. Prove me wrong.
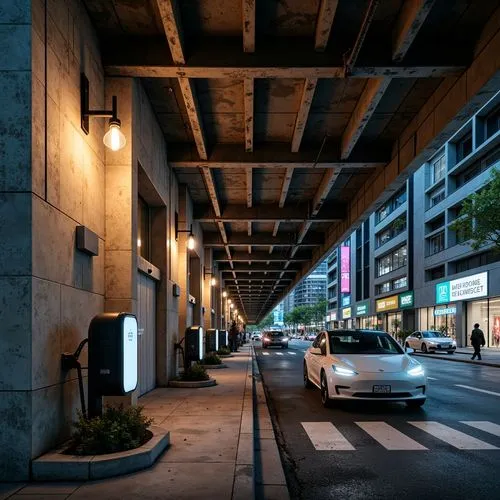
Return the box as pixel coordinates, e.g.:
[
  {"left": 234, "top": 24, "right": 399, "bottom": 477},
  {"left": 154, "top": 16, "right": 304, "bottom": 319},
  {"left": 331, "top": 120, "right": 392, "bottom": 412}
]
[
  {"left": 1, "top": 345, "right": 276, "bottom": 500},
  {"left": 414, "top": 346, "right": 500, "bottom": 367}
]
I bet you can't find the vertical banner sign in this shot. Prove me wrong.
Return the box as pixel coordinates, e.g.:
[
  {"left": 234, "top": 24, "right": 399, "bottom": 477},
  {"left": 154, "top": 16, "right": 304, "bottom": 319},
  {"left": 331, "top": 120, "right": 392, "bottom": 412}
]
[{"left": 341, "top": 246, "right": 350, "bottom": 293}]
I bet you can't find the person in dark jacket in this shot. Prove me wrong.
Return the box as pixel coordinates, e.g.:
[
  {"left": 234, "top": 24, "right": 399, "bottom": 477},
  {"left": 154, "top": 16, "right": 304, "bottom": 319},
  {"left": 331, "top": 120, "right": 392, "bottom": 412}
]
[
  {"left": 229, "top": 321, "right": 239, "bottom": 352},
  {"left": 470, "top": 323, "right": 486, "bottom": 360}
]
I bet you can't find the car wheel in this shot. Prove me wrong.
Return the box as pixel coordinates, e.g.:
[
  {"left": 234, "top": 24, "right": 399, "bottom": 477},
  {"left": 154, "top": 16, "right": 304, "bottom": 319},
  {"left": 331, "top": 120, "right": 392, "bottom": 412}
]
[
  {"left": 447, "top": 351, "right": 455, "bottom": 354},
  {"left": 320, "top": 372, "right": 333, "bottom": 408},
  {"left": 406, "top": 399, "right": 425, "bottom": 408},
  {"left": 421, "top": 343, "right": 428, "bottom": 353},
  {"left": 303, "top": 363, "right": 313, "bottom": 389}
]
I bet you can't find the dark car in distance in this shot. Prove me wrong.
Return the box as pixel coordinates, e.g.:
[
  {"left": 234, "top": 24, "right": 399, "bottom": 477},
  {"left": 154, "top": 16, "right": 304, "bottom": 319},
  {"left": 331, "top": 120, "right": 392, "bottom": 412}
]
[{"left": 262, "top": 331, "right": 289, "bottom": 349}]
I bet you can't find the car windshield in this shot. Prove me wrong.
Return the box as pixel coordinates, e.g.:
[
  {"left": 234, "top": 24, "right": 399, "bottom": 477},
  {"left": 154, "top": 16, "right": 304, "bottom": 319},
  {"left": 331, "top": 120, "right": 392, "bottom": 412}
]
[
  {"left": 268, "top": 332, "right": 283, "bottom": 337},
  {"left": 422, "top": 331, "right": 446, "bottom": 338},
  {"left": 328, "top": 330, "right": 403, "bottom": 355}
]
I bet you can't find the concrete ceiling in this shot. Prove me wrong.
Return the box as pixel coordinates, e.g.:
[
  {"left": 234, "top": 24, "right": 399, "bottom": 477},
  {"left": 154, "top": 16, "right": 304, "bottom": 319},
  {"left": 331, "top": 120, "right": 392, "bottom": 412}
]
[{"left": 83, "top": 0, "right": 500, "bottom": 323}]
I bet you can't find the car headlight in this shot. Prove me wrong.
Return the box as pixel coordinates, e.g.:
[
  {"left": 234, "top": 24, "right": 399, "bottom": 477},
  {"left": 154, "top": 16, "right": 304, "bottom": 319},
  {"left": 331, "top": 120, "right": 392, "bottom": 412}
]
[
  {"left": 263, "top": 337, "right": 270, "bottom": 342},
  {"left": 282, "top": 337, "right": 289, "bottom": 342},
  {"left": 407, "top": 365, "right": 425, "bottom": 377},
  {"left": 427, "top": 342, "right": 437, "bottom": 346},
  {"left": 332, "top": 365, "right": 358, "bottom": 377},
  {"left": 452, "top": 341, "right": 457, "bottom": 346}
]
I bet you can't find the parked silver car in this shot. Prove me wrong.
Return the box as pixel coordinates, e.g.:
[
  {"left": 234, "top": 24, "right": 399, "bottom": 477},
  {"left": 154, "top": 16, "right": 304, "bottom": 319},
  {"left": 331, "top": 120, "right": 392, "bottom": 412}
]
[{"left": 405, "top": 330, "right": 456, "bottom": 354}]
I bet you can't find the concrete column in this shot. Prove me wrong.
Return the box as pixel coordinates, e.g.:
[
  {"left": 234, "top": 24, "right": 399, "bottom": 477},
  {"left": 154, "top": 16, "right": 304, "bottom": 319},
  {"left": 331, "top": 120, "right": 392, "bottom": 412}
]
[
  {"left": 151, "top": 206, "right": 168, "bottom": 386},
  {"left": 203, "top": 247, "right": 213, "bottom": 329},
  {"left": 177, "top": 185, "right": 190, "bottom": 342},
  {"left": 104, "top": 77, "right": 137, "bottom": 407}
]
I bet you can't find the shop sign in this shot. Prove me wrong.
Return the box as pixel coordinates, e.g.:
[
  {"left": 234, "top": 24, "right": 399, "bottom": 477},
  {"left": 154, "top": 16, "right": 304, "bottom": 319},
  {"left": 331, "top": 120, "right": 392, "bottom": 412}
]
[
  {"left": 341, "top": 246, "right": 350, "bottom": 293},
  {"left": 342, "top": 295, "right": 351, "bottom": 307},
  {"left": 331, "top": 311, "right": 337, "bottom": 321},
  {"left": 355, "top": 301, "right": 369, "bottom": 316},
  {"left": 436, "top": 272, "right": 488, "bottom": 304},
  {"left": 376, "top": 295, "right": 398, "bottom": 312},
  {"left": 341, "top": 307, "right": 351, "bottom": 319},
  {"left": 399, "top": 291, "right": 414, "bottom": 309},
  {"left": 434, "top": 306, "right": 456, "bottom": 316}
]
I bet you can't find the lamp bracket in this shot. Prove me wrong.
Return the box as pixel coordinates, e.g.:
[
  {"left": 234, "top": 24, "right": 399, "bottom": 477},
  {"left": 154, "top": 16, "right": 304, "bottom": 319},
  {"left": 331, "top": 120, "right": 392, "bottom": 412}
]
[
  {"left": 81, "top": 73, "right": 117, "bottom": 135},
  {"left": 174, "top": 212, "right": 193, "bottom": 240}
]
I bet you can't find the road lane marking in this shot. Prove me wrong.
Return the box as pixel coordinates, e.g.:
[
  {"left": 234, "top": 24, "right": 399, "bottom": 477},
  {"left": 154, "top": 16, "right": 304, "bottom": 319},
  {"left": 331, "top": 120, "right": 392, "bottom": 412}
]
[
  {"left": 301, "top": 422, "right": 355, "bottom": 451},
  {"left": 276, "top": 352, "right": 283, "bottom": 356},
  {"left": 461, "top": 421, "right": 500, "bottom": 437},
  {"left": 455, "top": 384, "right": 500, "bottom": 397},
  {"left": 427, "top": 377, "right": 438, "bottom": 381},
  {"left": 288, "top": 351, "right": 297, "bottom": 355},
  {"left": 409, "top": 422, "right": 498, "bottom": 450},
  {"left": 356, "top": 422, "right": 427, "bottom": 451},
  {"left": 262, "top": 352, "right": 270, "bottom": 356}
]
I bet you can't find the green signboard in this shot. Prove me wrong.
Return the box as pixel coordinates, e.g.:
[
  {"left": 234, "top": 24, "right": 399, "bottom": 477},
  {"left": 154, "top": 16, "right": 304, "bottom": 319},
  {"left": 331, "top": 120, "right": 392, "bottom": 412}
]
[
  {"left": 355, "top": 300, "right": 369, "bottom": 316},
  {"left": 399, "top": 291, "right": 414, "bottom": 308}
]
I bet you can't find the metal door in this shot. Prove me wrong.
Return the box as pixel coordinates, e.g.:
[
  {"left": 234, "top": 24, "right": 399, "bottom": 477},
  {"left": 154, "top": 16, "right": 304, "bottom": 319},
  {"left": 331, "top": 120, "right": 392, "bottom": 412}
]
[{"left": 137, "top": 271, "right": 156, "bottom": 395}]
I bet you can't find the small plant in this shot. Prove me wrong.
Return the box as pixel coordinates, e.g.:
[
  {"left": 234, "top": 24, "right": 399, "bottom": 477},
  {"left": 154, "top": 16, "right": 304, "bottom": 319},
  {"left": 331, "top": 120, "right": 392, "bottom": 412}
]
[
  {"left": 182, "top": 363, "right": 209, "bottom": 381},
  {"left": 201, "top": 353, "right": 222, "bottom": 365},
  {"left": 71, "top": 405, "right": 153, "bottom": 455},
  {"left": 217, "top": 346, "right": 231, "bottom": 355}
]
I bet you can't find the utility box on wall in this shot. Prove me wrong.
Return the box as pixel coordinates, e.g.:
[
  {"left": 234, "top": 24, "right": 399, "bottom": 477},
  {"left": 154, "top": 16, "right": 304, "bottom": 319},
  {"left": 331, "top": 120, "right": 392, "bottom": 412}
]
[
  {"left": 185, "top": 326, "right": 204, "bottom": 367},
  {"left": 88, "top": 312, "right": 138, "bottom": 396},
  {"left": 218, "top": 330, "right": 228, "bottom": 349},
  {"left": 205, "top": 328, "right": 218, "bottom": 353}
]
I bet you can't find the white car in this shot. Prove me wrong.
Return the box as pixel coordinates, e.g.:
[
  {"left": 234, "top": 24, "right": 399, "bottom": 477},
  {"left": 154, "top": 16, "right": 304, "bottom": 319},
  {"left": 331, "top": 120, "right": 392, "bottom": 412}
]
[
  {"left": 405, "top": 330, "right": 457, "bottom": 354},
  {"left": 303, "top": 329, "right": 427, "bottom": 408}
]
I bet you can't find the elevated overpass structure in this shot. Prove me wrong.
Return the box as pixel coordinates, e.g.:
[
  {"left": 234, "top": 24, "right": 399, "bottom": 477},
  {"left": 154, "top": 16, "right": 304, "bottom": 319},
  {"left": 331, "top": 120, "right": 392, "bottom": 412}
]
[{"left": 89, "top": 0, "right": 500, "bottom": 323}]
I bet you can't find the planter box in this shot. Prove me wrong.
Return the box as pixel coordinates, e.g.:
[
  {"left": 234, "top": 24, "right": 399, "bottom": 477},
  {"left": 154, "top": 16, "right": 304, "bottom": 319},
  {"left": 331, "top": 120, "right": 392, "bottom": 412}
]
[
  {"left": 199, "top": 363, "right": 227, "bottom": 369},
  {"left": 32, "top": 426, "right": 169, "bottom": 481},
  {"left": 168, "top": 378, "right": 217, "bottom": 388}
]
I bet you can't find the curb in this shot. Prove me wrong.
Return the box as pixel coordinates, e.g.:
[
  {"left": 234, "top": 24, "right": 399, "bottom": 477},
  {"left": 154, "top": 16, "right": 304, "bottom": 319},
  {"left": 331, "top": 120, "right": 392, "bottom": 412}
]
[
  {"left": 252, "top": 346, "right": 290, "bottom": 500},
  {"left": 31, "top": 426, "right": 170, "bottom": 481},
  {"left": 232, "top": 349, "right": 255, "bottom": 500},
  {"left": 413, "top": 353, "right": 500, "bottom": 368}
]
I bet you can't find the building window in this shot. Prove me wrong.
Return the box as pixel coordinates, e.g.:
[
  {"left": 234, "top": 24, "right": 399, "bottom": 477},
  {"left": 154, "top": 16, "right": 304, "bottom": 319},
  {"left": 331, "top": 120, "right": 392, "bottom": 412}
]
[
  {"left": 452, "top": 251, "right": 500, "bottom": 274},
  {"left": 425, "top": 265, "right": 445, "bottom": 282},
  {"left": 376, "top": 245, "right": 407, "bottom": 277},
  {"left": 375, "top": 276, "right": 407, "bottom": 295},
  {"left": 375, "top": 187, "right": 407, "bottom": 224},
  {"left": 375, "top": 215, "right": 406, "bottom": 248},
  {"left": 456, "top": 132, "right": 473, "bottom": 162},
  {"left": 427, "top": 231, "right": 445, "bottom": 256},
  {"left": 430, "top": 189, "right": 445, "bottom": 207},
  {"left": 485, "top": 105, "right": 500, "bottom": 139},
  {"left": 431, "top": 154, "right": 446, "bottom": 184}
]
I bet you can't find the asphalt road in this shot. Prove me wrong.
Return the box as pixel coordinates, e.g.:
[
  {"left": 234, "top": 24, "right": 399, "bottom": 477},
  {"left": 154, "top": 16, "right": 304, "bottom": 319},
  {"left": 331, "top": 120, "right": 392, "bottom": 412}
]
[{"left": 255, "top": 339, "right": 500, "bottom": 500}]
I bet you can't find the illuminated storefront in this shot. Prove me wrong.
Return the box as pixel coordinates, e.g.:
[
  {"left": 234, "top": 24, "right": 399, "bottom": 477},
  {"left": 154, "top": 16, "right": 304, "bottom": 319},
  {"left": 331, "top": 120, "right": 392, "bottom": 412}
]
[{"left": 375, "top": 291, "right": 414, "bottom": 337}]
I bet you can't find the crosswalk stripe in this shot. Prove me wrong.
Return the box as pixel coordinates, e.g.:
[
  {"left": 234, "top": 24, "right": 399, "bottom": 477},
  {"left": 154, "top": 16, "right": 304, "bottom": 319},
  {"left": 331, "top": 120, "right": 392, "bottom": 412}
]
[
  {"left": 262, "top": 352, "right": 269, "bottom": 356},
  {"left": 288, "top": 351, "right": 297, "bottom": 355},
  {"left": 409, "top": 421, "right": 498, "bottom": 450},
  {"left": 427, "top": 377, "right": 438, "bottom": 381},
  {"left": 276, "top": 352, "right": 283, "bottom": 356},
  {"left": 301, "top": 422, "right": 355, "bottom": 451},
  {"left": 455, "top": 384, "right": 500, "bottom": 397},
  {"left": 461, "top": 421, "right": 500, "bottom": 437},
  {"left": 356, "top": 422, "right": 427, "bottom": 451}
]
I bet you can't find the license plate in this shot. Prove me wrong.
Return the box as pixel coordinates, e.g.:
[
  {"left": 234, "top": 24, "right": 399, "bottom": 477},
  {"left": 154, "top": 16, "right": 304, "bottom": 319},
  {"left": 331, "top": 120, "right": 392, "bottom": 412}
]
[{"left": 373, "top": 385, "right": 391, "bottom": 393}]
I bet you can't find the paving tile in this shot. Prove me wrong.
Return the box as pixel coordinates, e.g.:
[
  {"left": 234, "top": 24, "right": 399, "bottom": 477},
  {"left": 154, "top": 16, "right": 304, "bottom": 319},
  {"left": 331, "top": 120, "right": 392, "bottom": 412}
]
[
  {"left": 0, "top": 483, "right": 25, "bottom": 500},
  {"left": 15, "top": 483, "right": 80, "bottom": 495},
  {"left": 259, "top": 484, "right": 290, "bottom": 500},
  {"left": 68, "top": 462, "right": 233, "bottom": 500}
]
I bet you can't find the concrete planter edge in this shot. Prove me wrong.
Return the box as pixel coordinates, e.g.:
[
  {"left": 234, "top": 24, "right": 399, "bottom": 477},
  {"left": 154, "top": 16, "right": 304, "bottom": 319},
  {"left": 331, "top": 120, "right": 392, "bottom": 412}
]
[
  {"left": 31, "top": 426, "right": 170, "bottom": 481},
  {"left": 199, "top": 363, "right": 227, "bottom": 369},
  {"left": 168, "top": 378, "right": 217, "bottom": 388}
]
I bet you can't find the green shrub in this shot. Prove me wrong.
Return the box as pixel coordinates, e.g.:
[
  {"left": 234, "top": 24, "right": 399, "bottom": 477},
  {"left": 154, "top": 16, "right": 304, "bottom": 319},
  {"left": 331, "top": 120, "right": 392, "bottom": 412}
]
[
  {"left": 201, "top": 353, "right": 222, "bottom": 365},
  {"left": 182, "top": 364, "right": 209, "bottom": 381},
  {"left": 72, "top": 405, "right": 153, "bottom": 455},
  {"left": 217, "top": 346, "right": 231, "bottom": 355}
]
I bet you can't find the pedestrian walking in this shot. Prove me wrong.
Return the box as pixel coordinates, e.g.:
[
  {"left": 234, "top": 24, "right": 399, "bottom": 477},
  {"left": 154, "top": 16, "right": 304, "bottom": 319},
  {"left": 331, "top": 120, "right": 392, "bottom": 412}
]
[{"left": 470, "top": 323, "right": 485, "bottom": 360}]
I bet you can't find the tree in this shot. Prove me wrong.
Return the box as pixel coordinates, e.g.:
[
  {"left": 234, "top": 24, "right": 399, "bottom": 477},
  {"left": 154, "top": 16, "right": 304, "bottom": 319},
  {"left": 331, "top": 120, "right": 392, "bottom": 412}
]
[
  {"left": 450, "top": 168, "right": 500, "bottom": 253},
  {"left": 312, "top": 299, "right": 328, "bottom": 327},
  {"left": 258, "top": 314, "right": 274, "bottom": 329}
]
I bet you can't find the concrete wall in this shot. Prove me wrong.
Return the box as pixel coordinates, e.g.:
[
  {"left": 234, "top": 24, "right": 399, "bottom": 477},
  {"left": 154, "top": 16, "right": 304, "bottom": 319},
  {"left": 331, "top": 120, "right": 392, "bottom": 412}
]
[{"left": 0, "top": 0, "right": 213, "bottom": 480}]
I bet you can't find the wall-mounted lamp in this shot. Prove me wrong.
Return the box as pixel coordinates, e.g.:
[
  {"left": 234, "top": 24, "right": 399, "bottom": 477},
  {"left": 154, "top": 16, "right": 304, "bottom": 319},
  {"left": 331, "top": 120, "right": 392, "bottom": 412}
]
[
  {"left": 81, "top": 73, "right": 126, "bottom": 151},
  {"left": 174, "top": 213, "right": 195, "bottom": 250},
  {"left": 222, "top": 291, "right": 227, "bottom": 298},
  {"left": 203, "top": 266, "right": 217, "bottom": 286}
]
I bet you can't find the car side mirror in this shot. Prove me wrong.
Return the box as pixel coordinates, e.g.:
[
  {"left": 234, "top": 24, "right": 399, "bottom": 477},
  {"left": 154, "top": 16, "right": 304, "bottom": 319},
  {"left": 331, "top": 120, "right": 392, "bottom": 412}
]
[
  {"left": 405, "top": 347, "right": 414, "bottom": 354},
  {"left": 310, "top": 347, "right": 322, "bottom": 355}
]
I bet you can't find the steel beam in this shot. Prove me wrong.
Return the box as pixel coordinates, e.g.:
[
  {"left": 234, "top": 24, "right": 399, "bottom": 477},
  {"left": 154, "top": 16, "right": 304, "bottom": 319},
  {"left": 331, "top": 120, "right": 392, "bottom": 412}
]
[
  {"left": 203, "top": 232, "right": 324, "bottom": 247},
  {"left": 314, "top": 0, "right": 339, "bottom": 52}
]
